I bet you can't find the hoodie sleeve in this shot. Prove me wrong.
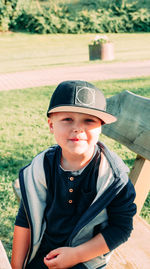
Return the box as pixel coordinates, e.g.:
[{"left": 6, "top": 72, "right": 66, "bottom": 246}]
[{"left": 100, "top": 179, "right": 137, "bottom": 251}]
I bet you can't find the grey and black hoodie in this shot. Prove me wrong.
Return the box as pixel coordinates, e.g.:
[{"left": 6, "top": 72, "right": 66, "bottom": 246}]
[{"left": 17, "top": 142, "right": 136, "bottom": 269}]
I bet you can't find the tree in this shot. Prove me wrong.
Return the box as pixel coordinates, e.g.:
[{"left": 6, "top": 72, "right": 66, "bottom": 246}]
[{"left": 115, "top": 0, "right": 125, "bottom": 9}]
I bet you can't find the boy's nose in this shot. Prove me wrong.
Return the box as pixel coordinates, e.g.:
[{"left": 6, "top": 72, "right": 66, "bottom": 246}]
[{"left": 73, "top": 122, "right": 84, "bottom": 132}]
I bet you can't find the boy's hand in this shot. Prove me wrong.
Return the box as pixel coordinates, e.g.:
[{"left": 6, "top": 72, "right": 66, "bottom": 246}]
[
  {"left": 44, "top": 247, "right": 79, "bottom": 269},
  {"left": 43, "top": 234, "right": 109, "bottom": 269}
]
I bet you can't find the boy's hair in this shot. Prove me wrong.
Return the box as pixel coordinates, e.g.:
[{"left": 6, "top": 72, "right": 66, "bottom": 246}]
[{"left": 47, "top": 80, "right": 117, "bottom": 125}]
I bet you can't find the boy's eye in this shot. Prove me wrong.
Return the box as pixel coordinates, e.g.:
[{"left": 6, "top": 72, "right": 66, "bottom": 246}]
[
  {"left": 62, "top": 118, "right": 73, "bottom": 122},
  {"left": 85, "top": 118, "right": 95, "bottom": 123}
]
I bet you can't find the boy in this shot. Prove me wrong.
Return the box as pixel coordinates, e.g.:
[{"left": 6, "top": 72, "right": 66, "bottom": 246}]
[{"left": 11, "top": 80, "right": 136, "bottom": 269}]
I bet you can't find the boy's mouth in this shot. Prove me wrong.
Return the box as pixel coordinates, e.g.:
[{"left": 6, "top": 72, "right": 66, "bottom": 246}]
[{"left": 69, "top": 138, "right": 86, "bottom": 142}]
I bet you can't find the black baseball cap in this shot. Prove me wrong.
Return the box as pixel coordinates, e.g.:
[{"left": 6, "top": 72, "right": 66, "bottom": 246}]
[{"left": 47, "top": 80, "right": 117, "bottom": 124}]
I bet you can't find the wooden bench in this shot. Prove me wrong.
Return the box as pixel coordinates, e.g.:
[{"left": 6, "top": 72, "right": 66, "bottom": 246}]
[
  {"left": 103, "top": 91, "right": 150, "bottom": 268},
  {"left": 12, "top": 90, "right": 150, "bottom": 268}
]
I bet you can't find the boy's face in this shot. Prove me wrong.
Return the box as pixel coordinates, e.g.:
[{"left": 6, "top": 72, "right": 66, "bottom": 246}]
[{"left": 48, "top": 112, "right": 102, "bottom": 160}]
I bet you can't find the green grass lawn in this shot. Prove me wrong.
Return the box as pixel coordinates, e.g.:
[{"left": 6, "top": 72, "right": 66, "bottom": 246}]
[
  {"left": 0, "top": 76, "right": 150, "bottom": 260},
  {"left": 0, "top": 32, "right": 150, "bottom": 73}
]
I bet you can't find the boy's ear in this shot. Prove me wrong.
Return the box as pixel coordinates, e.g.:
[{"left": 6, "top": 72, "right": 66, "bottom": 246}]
[{"left": 48, "top": 118, "right": 54, "bottom": 133}]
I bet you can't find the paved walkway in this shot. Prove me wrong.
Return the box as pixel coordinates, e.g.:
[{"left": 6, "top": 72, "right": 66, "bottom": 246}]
[{"left": 0, "top": 60, "right": 150, "bottom": 91}]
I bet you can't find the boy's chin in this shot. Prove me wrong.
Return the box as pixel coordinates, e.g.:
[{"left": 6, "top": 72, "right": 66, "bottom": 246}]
[{"left": 69, "top": 146, "right": 94, "bottom": 156}]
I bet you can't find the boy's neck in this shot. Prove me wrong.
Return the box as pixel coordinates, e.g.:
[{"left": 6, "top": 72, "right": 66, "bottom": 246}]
[{"left": 60, "top": 148, "right": 95, "bottom": 171}]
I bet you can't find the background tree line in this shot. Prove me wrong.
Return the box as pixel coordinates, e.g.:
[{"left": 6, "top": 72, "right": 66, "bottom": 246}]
[{"left": 0, "top": 0, "right": 150, "bottom": 34}]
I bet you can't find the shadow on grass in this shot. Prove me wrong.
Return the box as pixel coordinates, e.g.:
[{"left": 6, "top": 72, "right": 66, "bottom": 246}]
[{"left": 0, "top": 156, "right": 31, "bottom": 180}]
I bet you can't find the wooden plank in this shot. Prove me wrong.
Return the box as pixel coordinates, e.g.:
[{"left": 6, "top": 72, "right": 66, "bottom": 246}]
[
  {"left": 129, "top": 155, "right": 150, "bottom": 214},
  {"left": 102, "top": 91, "right": 150, "bottom": 160},
  {"left": 106, "top": 215, "right": 150, "bottom": 269},
  {"left": 0, "top": 241, "right": 12, "bottom": 269}
]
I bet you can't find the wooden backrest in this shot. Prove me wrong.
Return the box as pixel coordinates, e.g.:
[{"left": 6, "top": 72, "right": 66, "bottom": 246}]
[
  {"left": 102, "top": 90, "right": 150, "bottom": 160},
  {"left": 102, "top": 90, "right": 150, "bottom": 213}
]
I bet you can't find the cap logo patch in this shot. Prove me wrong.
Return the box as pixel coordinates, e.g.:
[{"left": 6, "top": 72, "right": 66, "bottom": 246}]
[{"left": 75, "top": 86, "right": 95, "bottom": 106}]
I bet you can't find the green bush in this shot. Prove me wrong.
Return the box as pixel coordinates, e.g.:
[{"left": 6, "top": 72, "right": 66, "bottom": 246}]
[
  {"left": 0, "top": 0, "right": 21, "bottom": 32},
  {"left": 130, "top": 8, "right": 150, "bottom": 32},
  {"left": 0, "top": 0, "right": 150, "bottom": 33},
  {"left": 0, "top": 0, "right": 10, "bottom": 32},
  {"left": 14, "top": 10, "right": 57, "bottom": 34},
  {"left": 0, "top": 16, "right": 10, "bottom": 32}
]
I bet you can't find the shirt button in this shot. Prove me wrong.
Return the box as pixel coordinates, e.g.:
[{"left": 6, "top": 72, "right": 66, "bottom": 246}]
[
  {"left": 68, "top": 200, "right": 73, "bottom": 204},
  {"left": 69, "top": 188, "right": 73, "bottom": 193},
  {"left": 69, "top": 177, "right": 74, "bottom": 181}
]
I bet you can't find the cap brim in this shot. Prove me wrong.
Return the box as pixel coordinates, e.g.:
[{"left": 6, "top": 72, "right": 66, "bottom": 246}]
[{"left": 47, "top": 105, "right": 117, "bottom": 124}]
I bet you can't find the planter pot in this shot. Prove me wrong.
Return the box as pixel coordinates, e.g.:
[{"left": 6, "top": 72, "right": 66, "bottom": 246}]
[
  {"left": 88, "top": 44, "right": 101, "bottom": 60},
  {"left": 101, "top": 42, "right": 114, "bottom": 61},
  {"left": 89, "top": 42, "right": 114, "bottom": 61}
]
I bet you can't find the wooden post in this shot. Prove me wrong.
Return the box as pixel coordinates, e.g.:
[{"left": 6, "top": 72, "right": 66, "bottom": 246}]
[
  {"left": 129, "top": 155, "right": 150, "bottom": 214},
  {"left": 0, "top": 241, "right": 12, "bottom": 269}
]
